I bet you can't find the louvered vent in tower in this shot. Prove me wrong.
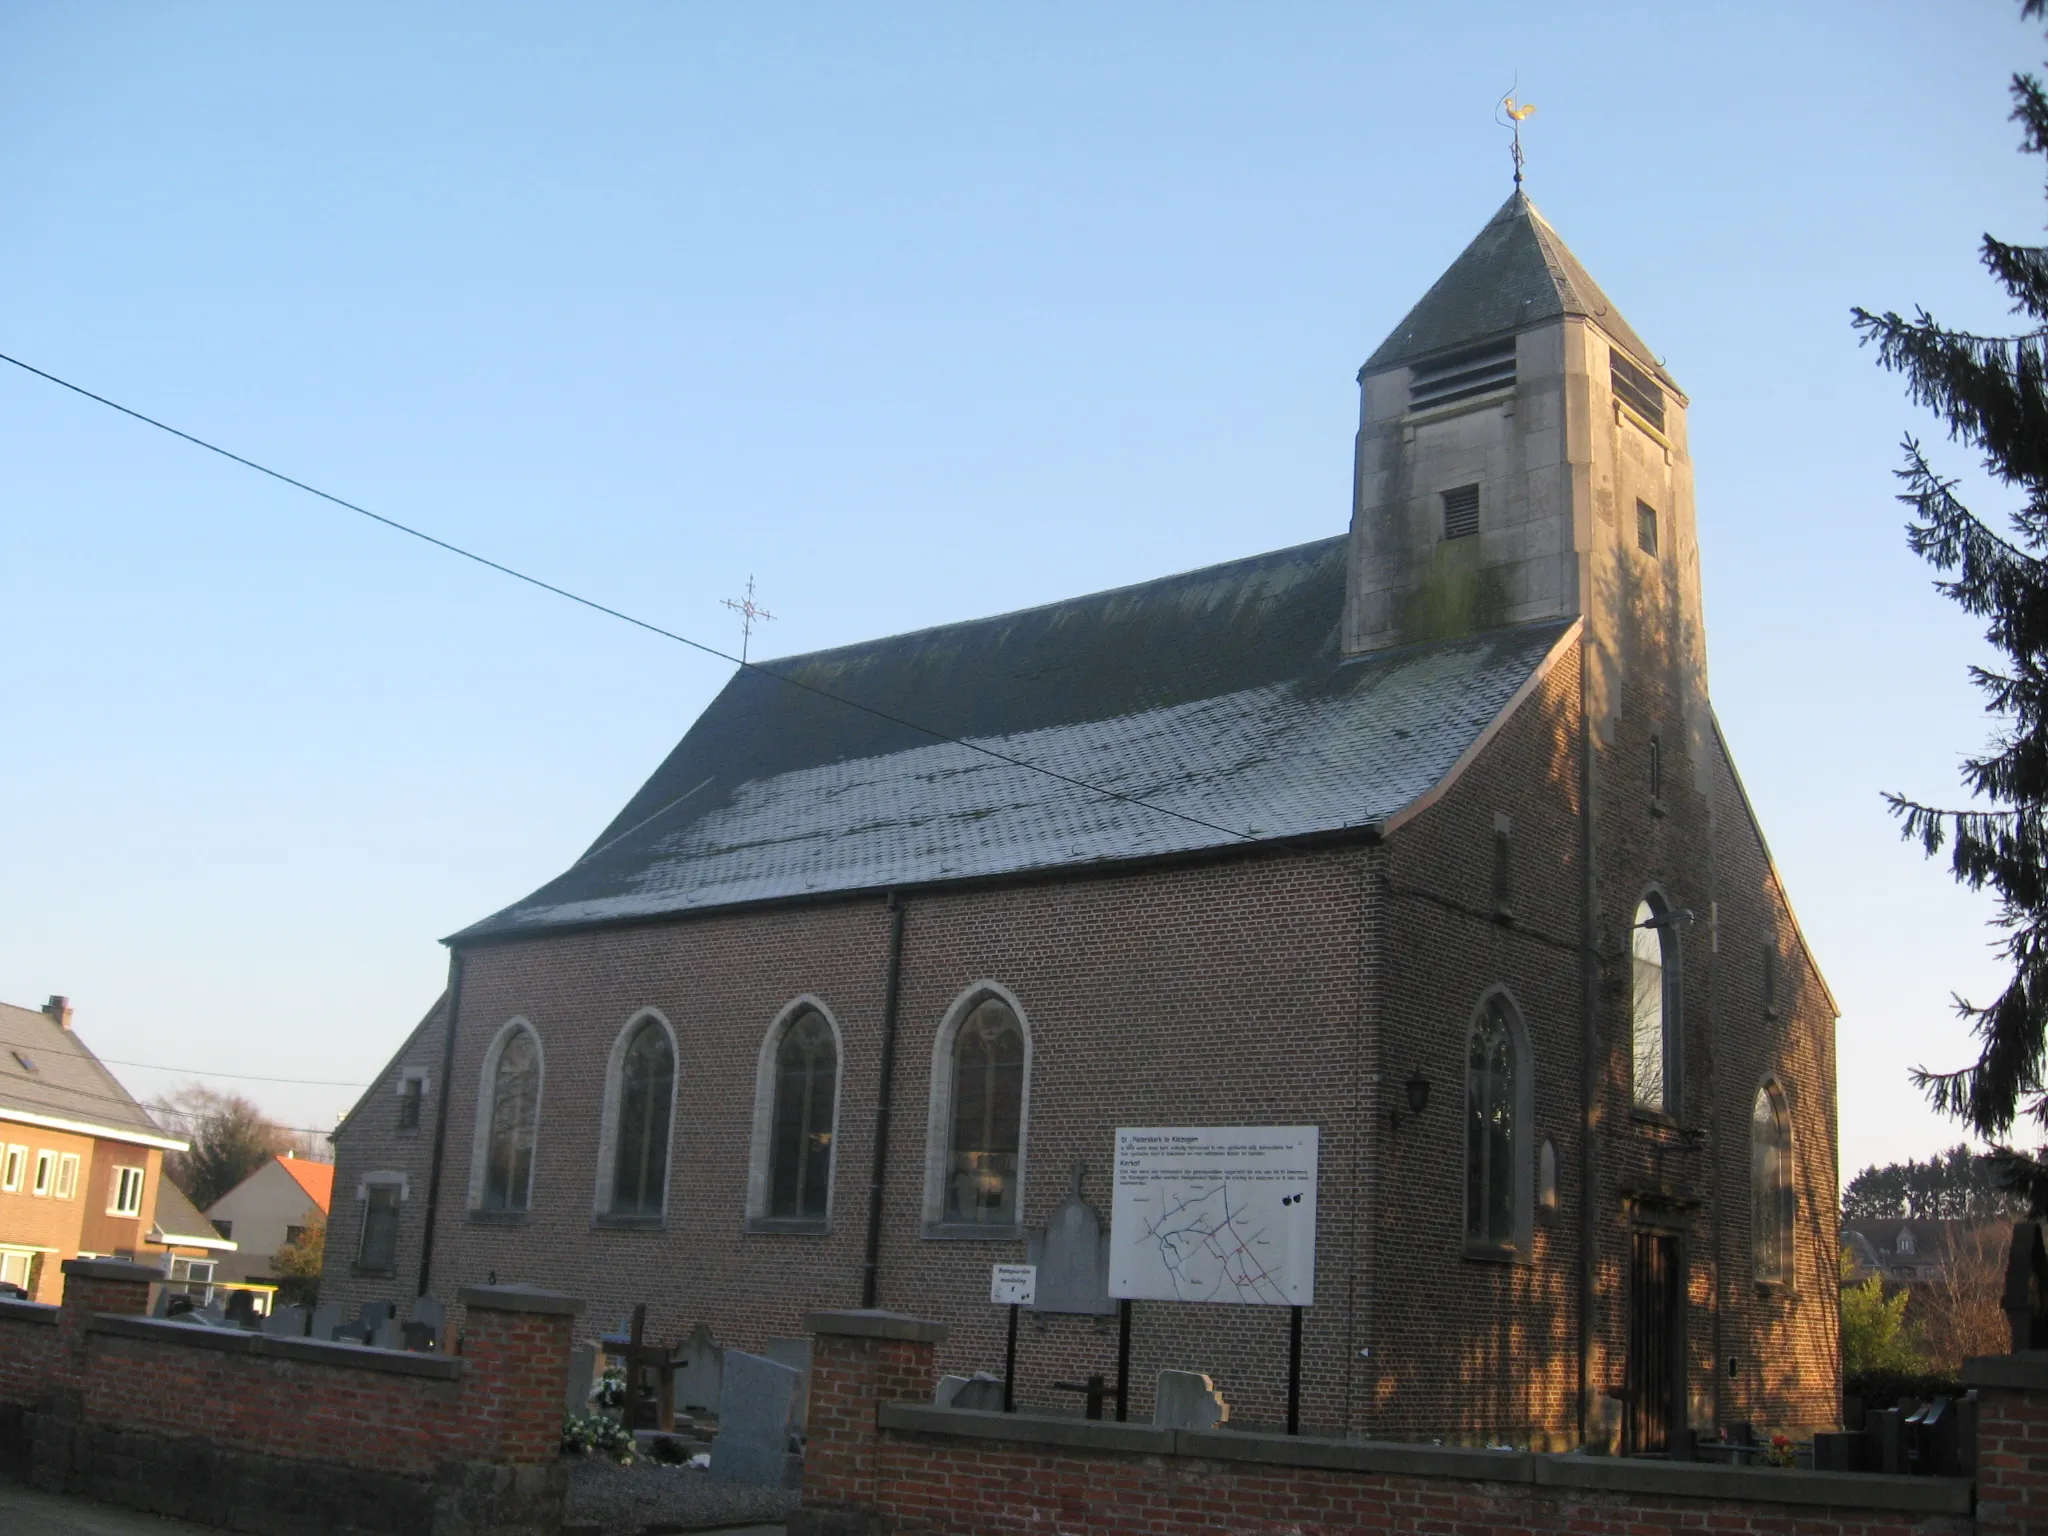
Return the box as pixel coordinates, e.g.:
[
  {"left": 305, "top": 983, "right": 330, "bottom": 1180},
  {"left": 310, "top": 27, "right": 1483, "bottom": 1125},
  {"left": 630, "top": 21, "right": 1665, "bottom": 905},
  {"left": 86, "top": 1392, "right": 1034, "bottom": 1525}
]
[
  {"left": 1610, "top": 350, "right": 1666, "bottom": 433},
  {"left": 1408, "top": 340, "right": 1516, "bottom": 411}
]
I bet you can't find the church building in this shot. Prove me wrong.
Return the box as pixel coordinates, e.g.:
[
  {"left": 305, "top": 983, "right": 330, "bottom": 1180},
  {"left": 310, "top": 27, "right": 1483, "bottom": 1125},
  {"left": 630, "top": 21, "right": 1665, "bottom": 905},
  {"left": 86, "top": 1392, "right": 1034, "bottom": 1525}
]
[{"left": 327, "top": 192, "right": 1839, "bottom": 1448}]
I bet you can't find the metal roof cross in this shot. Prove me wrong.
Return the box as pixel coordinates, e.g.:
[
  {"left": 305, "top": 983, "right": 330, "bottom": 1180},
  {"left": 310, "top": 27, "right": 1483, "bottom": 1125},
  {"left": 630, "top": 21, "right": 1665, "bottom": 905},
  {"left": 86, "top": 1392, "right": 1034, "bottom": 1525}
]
[{"left": 720, "top": 575, "right": 777, "bottom": 664}]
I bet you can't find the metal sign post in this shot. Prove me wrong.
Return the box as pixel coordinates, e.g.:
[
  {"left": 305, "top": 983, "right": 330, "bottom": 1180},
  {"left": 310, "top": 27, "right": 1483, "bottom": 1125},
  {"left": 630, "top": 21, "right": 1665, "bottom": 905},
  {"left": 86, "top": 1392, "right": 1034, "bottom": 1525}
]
[{"left": 991, "top": 1264, "right": 1037, "bottom": 1414}]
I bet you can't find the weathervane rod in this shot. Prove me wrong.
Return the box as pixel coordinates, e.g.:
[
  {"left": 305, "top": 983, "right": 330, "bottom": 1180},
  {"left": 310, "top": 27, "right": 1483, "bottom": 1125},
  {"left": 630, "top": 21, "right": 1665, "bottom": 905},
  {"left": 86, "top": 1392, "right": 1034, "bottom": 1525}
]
[{"left": 1500, "top": 90, "right": 1536, "bottom": 188}]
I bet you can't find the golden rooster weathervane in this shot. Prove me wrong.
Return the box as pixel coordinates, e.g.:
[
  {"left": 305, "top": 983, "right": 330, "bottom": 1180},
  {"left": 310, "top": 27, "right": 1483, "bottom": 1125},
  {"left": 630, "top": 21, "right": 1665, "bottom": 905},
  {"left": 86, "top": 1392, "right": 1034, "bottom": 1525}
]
[{"left": 1498, "top": 90, "right": 1537, "bottom": 188}]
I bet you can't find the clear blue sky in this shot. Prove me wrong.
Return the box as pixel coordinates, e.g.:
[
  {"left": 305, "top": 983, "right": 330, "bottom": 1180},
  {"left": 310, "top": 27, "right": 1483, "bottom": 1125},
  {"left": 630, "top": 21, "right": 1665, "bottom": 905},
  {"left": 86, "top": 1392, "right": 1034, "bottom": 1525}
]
[{"left": 1, "top": 3, "right": 2036, "bottom": 1182}]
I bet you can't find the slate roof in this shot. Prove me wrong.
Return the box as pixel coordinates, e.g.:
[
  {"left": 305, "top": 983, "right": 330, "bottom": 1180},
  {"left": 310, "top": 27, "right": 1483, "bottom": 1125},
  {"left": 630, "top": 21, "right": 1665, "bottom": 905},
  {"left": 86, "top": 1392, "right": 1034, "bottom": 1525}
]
[
  {"left": 456, "top": 536, "right": 1573, "bottom": 941},
  {"left": 1364, "top": 191, "right": 1676, "bottom": 387},
  {"left": 0, "top": 998, "right": 183, "bottom": 1148},
  {"left": 150, "top": 1177, "right": 235, "bottom": 1250}
]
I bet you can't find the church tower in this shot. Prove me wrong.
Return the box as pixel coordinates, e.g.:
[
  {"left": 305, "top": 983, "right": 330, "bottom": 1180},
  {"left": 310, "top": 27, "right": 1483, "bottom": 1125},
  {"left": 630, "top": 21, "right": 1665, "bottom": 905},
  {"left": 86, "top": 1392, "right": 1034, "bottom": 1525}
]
[{"left": 1345, "top": 192, "right": 1709, "bottom": 766}]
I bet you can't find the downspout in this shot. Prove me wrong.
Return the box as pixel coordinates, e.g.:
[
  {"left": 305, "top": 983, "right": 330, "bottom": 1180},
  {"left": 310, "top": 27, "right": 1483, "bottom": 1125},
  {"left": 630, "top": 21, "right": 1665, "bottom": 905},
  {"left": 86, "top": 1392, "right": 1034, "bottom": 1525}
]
[
  {"left": 416, "top": 947, "right": 465, "bottom": 1298},
  {"left": 860, "top": 894, "right": 907, "bottom": 1308},
  {"left": 1576, "top": 639, "right": 1599, "bottom": 1445}
]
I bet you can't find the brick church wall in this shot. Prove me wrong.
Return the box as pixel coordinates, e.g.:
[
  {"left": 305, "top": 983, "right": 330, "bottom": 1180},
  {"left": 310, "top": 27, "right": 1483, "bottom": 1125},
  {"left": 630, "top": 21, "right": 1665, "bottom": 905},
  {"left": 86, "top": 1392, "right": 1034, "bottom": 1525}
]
[{"left": 327, "top": 623, "right": 1837, "bottom": 1444}]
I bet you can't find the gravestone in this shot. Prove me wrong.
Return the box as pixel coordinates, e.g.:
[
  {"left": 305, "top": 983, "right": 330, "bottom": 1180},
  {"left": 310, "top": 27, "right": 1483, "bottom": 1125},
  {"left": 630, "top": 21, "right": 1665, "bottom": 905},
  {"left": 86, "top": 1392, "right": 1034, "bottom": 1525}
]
[
  {"left": 224, "top": 1290, "right": 259, "bottom": 1328},
  {"left": 1027, "top": 1163, "right": 1116, "bottom": 1316},
  {"left": 673, "top": 1322, "right": 723, "bottom": 1413},
  {"left": 1153, "top": 1371, "right": 1228, "bottom": 1431},
  {"left": 933, "top": 1373, "right": 1003, "bottom": 1411},
  {"left": 765, "top": 1338, "right": 812, "bottom": 1431},
  {"left": 150, "top": 1289, "right": 177, "bottom": 1319},
  {"left": 707, "top": 1351, "right": 800, "bottom": 1488},
  {"left": 565, "top": 1343, "right": 598, "bottom": 1414},
  {"left": 195, "top": 1302, "right": 227, "bottom": 1328},
  {"left": 358, "top": 1300, "right": 396, "bottom": 1331},
  {"left": 371, "top": 1317, "right": 404, "bottom": 1350},
  {"left": 263, "top": 1304, "right": 309, "bottom": 1338},
  {"left": 405, "top": 1294, "right": 445, "bottom": 1350},
  {"left": 309, "top": 1303, "right": 342, "bottom": 1341}
]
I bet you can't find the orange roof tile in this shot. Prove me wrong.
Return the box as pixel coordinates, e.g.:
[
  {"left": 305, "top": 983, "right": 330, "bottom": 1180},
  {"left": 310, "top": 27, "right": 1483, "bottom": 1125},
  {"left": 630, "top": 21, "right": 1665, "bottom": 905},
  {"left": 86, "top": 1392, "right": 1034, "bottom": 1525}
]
[{"left": 276, "top": 1156, "right": 335, "bottom": 1213}]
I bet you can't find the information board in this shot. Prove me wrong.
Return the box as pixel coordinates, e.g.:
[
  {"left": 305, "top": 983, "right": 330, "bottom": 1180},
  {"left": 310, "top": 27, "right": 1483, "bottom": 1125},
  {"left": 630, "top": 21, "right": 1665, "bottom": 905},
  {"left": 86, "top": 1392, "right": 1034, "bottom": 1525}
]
[{"left": 1108, "top": 1126, "right": 1318, "bottom": 1306}]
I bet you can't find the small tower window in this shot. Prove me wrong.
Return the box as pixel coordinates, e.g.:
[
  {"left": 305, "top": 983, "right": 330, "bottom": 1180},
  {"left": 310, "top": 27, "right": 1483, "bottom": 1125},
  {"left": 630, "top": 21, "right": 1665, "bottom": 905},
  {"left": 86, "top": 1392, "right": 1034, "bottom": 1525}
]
[
  {"left": 1442, "top": 484, "right": 1480, "bottom": 541},
  {"left": 1648, "top": 735, "right": 1663, "bottom": 804},
  {"left": 1611, "top": 351, "right": 1666, "bottom": 432},
  {"left": 1491, "top": 814, "right": 1513, "bottom": 920},
  {"left": 1762, "top": 941, "right": 1779, "bottom": 1019},
  {"left": 1637, "top": 500, "right": 1660, "bottom": 556}
]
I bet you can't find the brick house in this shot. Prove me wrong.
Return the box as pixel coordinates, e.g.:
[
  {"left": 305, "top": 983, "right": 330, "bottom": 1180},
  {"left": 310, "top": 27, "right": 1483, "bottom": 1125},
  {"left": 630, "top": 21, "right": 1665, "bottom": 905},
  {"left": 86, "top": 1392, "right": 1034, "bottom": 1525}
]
[
  {"left": 327, "top": 192, "right": 1840, "bottom": 1447},
  {"left": 0, "top": 995, "right": 193, "bottom": 1302}
]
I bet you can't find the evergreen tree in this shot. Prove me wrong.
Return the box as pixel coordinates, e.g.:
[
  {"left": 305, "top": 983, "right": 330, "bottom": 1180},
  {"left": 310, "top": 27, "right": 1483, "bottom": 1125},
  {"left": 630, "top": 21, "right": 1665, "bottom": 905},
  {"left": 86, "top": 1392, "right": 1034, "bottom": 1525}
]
[
  {"left": 1842, "top": 1144, "right": 2033, "bottom": 1219},
  {"left": 1854, "top": 0, "right": 2048, "bottom": 1212}
]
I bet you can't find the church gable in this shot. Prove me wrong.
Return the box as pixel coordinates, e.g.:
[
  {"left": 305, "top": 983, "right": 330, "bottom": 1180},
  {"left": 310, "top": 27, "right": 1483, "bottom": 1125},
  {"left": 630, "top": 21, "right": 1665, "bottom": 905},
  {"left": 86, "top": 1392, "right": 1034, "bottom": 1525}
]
[{"left": 457, "top": 540, "right": 1574, "bottom": 939}]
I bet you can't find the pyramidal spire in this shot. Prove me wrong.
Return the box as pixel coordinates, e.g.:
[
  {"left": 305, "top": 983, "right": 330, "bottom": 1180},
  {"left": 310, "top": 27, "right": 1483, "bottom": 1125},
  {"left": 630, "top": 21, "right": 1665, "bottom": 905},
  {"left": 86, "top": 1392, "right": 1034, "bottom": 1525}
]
[{"left": 1363, "top": 192, "right": 1672, "bottom": 387}]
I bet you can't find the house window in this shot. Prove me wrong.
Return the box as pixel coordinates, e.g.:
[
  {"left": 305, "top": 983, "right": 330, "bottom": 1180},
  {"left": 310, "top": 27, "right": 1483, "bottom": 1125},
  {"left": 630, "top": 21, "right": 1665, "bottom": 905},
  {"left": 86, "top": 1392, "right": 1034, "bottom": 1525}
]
[
  {"left": 284, "top": 1225, "right": 306, "bottom": 1247},
  {"left": 358, "top": 1184, "right": 401, "bottom": 1272},
  {"left": 1896, "top": 1229, "right": 1915, "bottom": 1257},
  {"left": 1, "top": 1146, "right": 23, "bottom": 1193},
  {"left": 925, "top": 989, "right": 1030, "bottom": 1233},
  {"left": 397, "top": 1075, "right": 424, "bottom": 1131},
  {"left": 1637, "top": 500, "right": 1660, "bottom": 556},
  {"left": 33, "top": 1151, "right": 55, "bottom": 1197},
  {"left": 1632, "top": 898, "right": 1675, "bottom": 1114},
  {"left": 54, "top": 1153, "right": 78, "bottom": 1200},
  {"left": 769, "top": 1009, "right": 838, "bottom": 1221},
  {"left": 608, "top": 1017, "right": 675, "bottom": 1219},
  {"left": 1442, "top": 484, "right": 1481, "bottom": 541},
  {"left": 0, "top": 1247, "right": 36, "bottom": 1291},
  {"left": 108, "top": 1165, "right": 144, "bottom": 1217},
  {"left": 478, "top": 1022, "right": 542, "bottom": 1214},
  {"left": 1465, "top": 992, "right": 1531, "bottom": 1255},
  {"left": 1752, "top": 1081, "right": 1794, "bottom": 1284}
]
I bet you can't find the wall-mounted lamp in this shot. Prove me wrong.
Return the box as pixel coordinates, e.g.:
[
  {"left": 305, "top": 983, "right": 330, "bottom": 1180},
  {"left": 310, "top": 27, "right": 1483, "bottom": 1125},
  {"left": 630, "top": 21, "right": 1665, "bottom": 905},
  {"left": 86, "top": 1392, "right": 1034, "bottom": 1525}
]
[
  {"left": 1405, "top": 1072, "right": 1432, "bottom": 1116},
  {"left": 1637, "top": 908, "right": 1696, "bottom": 932}
]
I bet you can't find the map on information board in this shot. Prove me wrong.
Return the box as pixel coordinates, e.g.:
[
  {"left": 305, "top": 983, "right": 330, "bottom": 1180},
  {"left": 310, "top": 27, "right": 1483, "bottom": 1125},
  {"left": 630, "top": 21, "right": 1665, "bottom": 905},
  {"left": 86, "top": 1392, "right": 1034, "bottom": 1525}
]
[{"left": 1108, "top": 1126, "right": 1318, "bottom": 1306}]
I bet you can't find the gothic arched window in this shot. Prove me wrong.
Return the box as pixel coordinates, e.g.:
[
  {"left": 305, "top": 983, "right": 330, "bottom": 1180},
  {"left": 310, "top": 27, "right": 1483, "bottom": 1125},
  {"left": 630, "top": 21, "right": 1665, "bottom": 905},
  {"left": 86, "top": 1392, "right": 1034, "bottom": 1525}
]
[
  {"left": 768, "top": 1008, "right": 838, "bottom": 1221},
  {"left": 1752, "top": 1080, "right": 1793, "bottom": 1284},
  {"left": 481, "top": 1024, "right": 541, "bottom": 1213},
  {"left": 1465, "top": 992, "right": 1531, "bottom": 1254},
  {"left": 1632, "top": 898, "right": 1674, "bottom": 1113},
  {"left": 938, "top": 993, "right": 1026, "bottom": 1230},
  {"left": 608, "top": 1017, "right": 675, "bottom": 1218}
]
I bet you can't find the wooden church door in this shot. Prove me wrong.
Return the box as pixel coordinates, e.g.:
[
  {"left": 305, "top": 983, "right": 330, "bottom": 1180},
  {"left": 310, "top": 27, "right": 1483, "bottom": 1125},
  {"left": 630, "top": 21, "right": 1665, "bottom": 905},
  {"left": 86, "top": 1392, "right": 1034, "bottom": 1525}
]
[{"left": 1625, "top": 1228, "right": 1683, "bottom": 1454}]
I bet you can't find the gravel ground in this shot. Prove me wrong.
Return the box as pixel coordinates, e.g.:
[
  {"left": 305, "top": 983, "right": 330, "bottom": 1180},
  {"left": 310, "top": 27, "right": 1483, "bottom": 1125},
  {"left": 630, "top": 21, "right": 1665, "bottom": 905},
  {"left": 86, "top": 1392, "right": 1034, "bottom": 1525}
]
[{"left": 564, "top": 1454, "right": 800, "bottom": 1535}]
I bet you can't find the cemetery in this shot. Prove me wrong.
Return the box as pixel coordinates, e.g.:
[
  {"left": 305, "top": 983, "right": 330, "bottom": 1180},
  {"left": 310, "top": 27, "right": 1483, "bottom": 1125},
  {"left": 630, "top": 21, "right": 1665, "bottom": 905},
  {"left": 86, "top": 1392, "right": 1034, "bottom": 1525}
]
[{"left": 5, "top": 1204, "right": 2048, "bottom": 1535}]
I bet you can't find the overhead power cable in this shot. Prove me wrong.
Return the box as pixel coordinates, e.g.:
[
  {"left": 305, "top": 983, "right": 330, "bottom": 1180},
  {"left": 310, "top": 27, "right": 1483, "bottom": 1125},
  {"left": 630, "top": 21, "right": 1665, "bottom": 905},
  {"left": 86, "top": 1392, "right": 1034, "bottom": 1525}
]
[
  {"left": 0, "top": 351, "right": 1258, "bottom": 848},
  {"left": 88, "top": 1055, "right": 368, "bottom": 1089}
]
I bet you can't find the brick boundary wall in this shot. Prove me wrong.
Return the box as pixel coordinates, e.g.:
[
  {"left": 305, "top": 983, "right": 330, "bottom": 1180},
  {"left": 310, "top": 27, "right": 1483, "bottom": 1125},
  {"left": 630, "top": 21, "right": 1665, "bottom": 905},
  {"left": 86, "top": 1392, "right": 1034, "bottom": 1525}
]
[
  {"left": 0, "top": 1258, "right": 583, "bottom": 1536},
  {"left": 1963, "top": 1354, "right": 2048, "bottom": 1535},
  {"left": 793, "top": 1312, "right": 2006, "bottom": 1536}
]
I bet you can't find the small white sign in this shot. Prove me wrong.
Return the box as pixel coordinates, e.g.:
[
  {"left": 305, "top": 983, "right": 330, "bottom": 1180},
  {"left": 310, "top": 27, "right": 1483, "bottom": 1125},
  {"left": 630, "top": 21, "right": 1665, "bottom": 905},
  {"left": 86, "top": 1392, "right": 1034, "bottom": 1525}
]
[{"left": 990, "top": 1263, "right": 1037, "bottom": 1306}]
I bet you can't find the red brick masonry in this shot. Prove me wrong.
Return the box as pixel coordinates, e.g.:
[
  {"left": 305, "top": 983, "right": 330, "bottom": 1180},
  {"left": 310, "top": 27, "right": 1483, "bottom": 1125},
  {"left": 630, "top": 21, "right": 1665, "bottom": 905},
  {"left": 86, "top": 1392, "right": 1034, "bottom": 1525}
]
[
  {"left": 795, "top": 1311, "right": 2016, "bottom": 1536},
  {"left": 0, "top": 1258, "right": 582, "bottom": 1536}
]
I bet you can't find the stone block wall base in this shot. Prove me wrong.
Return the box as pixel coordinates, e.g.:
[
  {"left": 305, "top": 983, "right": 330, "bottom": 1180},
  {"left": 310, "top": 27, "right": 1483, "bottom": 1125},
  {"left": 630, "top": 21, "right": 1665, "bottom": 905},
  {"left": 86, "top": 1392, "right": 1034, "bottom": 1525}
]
[
  {"left": 0, "top": 1410, "right": 565, "bottom": 1536},
  {"left": 790, "top": 1502, "right": 889, "bottom": 1536}
]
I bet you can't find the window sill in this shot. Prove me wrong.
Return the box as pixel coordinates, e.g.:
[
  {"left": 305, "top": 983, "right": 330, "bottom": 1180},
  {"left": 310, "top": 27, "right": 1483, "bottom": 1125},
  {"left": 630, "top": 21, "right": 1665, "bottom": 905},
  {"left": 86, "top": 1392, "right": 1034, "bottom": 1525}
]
[
  {"left": 1649, "top": 797, "right": 1669, "bottom": 820},
  {"left": 352, "top": 1265, "right": 397, "bottom": 1279},
  {"left": 1462, "top": 1242, "right": 1531, "bottom": 1266},
  {"left": 1628, "top": 1108, "right": 1683, "bottom": 1133},
  {"left": 466, "top": 1209, "right": 530, "bottom": 1227},
  {"left": 922, "top": 1222, "right": 1024, "bottom": 1242},
  {"left": 745, "top": 1217, "right": 831, "bottom": 1237},
  {"left": 1754, "top": 1278, "right": 1793, "bottom": 1297},
  {"left": 591, "top": 1213, "right": 665, "bottom": 1231}
]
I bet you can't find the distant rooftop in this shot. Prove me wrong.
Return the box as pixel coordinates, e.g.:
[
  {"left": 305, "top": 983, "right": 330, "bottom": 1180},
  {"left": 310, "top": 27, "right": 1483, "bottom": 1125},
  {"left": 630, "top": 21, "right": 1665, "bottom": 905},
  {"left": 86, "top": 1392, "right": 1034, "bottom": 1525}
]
[{"left": 0, "top": 997, "right": 185, "bottom": 1150}]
